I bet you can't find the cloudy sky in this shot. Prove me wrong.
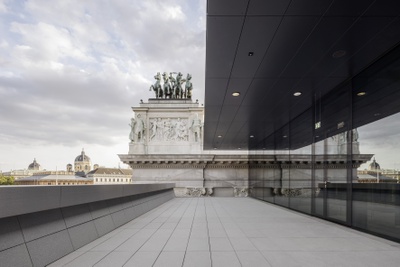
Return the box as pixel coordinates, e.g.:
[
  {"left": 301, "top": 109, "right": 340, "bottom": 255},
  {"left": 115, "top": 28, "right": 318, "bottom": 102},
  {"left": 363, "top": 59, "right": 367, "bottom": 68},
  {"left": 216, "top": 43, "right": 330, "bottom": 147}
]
[{"left": 0, "top": 0, "right": 206, "bottom": 171}]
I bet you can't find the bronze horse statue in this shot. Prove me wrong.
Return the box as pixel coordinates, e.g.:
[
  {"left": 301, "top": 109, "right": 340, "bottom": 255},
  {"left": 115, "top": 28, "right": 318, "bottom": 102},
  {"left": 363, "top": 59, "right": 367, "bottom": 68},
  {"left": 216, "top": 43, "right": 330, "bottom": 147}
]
[
  {"left": 185, "top": 73, "right": 193, "bottom": 99},
  {"left": 149, "top": 72, "right": 163, "bottom": 98},
  {"left": 162, "top": 72, "right": 172, "bottom": 98},
  {"left": 175, "top": 72, "right": 186, "bottom": 99}
]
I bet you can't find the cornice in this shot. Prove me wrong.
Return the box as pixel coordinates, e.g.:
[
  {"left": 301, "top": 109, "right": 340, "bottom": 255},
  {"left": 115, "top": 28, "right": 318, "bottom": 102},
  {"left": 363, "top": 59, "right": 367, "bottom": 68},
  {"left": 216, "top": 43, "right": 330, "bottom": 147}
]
[{"left": 120, "top": 153, "right": 368, "bottom": 170}]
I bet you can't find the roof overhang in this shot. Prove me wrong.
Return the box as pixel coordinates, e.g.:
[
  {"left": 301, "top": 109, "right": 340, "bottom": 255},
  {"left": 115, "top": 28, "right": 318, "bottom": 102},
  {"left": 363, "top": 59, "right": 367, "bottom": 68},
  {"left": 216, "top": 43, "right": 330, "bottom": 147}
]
[{"left": 204, "top": 0, "right": 400, "bottom": 150}]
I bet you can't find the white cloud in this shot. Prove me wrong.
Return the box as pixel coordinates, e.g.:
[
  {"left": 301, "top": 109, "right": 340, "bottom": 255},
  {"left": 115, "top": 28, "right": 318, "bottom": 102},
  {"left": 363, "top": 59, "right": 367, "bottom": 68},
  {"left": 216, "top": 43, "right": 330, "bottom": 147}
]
[
  {"left": 164, "top": 5, "right": 186, "bottom": 21},
  {"left": 11, "top": 22, "right": 94, "bottom": 64},
  {"left": 0, "top": 0, "right": 7, "bottom": 13}
]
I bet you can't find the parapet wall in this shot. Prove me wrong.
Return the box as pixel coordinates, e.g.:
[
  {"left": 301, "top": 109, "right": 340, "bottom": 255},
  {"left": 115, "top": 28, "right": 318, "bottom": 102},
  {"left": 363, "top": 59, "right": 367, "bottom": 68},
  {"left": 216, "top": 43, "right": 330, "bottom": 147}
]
[{"left": 0, "top": 184, "right": 175, "bottom": 267}]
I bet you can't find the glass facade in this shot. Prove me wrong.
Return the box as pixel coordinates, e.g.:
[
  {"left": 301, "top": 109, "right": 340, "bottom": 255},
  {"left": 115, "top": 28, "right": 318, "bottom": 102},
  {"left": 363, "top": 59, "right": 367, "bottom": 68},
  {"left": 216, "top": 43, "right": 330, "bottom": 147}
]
[{"left": 250, "top": 43, "right": 400, "bottom": 242}]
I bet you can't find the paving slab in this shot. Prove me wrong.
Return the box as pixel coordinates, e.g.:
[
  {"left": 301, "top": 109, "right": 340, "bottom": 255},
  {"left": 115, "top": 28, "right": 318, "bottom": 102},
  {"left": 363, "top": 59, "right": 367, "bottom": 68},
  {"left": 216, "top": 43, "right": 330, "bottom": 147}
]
[{"left": 51, "top": 198, "right": 400, "bottom": 267}]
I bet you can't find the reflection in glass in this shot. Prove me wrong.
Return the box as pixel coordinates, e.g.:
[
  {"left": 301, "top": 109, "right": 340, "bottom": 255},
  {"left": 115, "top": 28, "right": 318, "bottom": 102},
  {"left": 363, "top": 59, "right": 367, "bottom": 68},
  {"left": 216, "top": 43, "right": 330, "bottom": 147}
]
[
  {"left": 353, "top": 113, "right": 400, "bottom": 240},
  {"left": 249, "top": 43, "right": 400, "bottom": 242}
]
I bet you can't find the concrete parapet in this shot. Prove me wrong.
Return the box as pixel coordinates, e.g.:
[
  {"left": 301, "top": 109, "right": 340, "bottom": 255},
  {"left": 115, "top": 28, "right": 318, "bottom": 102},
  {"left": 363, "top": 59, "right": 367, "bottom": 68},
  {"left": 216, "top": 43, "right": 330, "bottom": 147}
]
[{"left": 0, "top": 184, "right": 175, "bottom": 267}]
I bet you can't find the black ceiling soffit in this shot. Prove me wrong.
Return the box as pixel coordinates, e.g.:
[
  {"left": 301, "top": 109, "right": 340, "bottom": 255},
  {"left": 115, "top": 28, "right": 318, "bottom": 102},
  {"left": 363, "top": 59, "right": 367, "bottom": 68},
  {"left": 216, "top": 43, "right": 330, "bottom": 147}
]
[{"left": 204, "top": 0, "right": 400, "bottom": 150}]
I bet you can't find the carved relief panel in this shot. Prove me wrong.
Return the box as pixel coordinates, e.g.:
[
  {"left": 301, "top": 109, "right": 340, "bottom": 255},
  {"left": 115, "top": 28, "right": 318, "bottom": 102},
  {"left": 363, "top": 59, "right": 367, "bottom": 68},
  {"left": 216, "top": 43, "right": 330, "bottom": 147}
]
[{"left": 148, "top": 118, "right": 189, "bottom": 142}]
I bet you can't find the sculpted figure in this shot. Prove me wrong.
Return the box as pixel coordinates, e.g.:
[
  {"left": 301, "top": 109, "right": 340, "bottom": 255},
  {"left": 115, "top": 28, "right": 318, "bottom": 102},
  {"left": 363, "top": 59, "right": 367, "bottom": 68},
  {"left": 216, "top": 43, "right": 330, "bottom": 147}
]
[
  {"left": 185, "top": 73, "right": 193, "bottom": 99},
  {"left": 169, "top": 72, "right": 176, "bottom": 98},
  {"left": 349, "top": 128, "right": 359, "bottom": 142},
  {"left": 131, "top": 114, "right": 145, "bottom": 142},
  {"left": 163, "top": 118, "right": 172, "bottom": 140},
  {"left": 129, "top": 118, "right": 135, "bottom": 142},
  {"left": 175, "top": 72, "right": 186, "bottom": 99},
  {"left": 155, "top": 118, "right": 164, "bottom": 140},
  {"left": 149, "top": 72, "right": 163, "bottom": 98},
  {"left": 338, "top": 132, "right": 346, "bottom": 145},
  {"left": 176, "top": 118, "right": 188, "bottom": 141},
  {"left": 190, "top": 114, "right": 202, "bottom": 142},
  {"left": 170, "top": 119, "right": 178, "bottom": 140},
  {"left": 149, "top": 121, "right": 156, "bottom": 141},
  {"left": 162, "top": 72, "right": 172, "bottom": 99},
  {"left": 337, "top": 132, "right": 347, "bottom": 154}
]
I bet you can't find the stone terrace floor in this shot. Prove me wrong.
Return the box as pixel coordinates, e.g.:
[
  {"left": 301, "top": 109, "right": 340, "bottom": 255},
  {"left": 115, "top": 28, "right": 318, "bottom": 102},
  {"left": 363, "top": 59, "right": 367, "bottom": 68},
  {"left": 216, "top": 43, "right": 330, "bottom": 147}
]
[{"left": 49, "top": 198, "right": 400, "bottom": 267}]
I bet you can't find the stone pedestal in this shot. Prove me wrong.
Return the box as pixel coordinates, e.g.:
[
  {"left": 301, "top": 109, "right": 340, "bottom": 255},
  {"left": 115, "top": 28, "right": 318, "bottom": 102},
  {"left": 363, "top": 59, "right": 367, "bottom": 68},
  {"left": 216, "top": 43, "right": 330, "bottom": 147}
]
[
  {"left": 128, "top": 142, "right": 146, "bottom": 154},
  {"left": 128, "top": 99, "right": 203, "bottom": 155},
  {"left": 352, "top": 142, "right": 360, "bottom": 154}
]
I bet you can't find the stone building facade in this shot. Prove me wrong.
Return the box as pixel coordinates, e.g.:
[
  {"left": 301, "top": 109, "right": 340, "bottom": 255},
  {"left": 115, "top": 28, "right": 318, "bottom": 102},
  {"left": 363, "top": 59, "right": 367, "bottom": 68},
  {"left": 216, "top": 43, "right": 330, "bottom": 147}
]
[
  {"left": 119, "top": 98, "right": 372, "bottom": 197},
  {"left": 86, "top": 167, "right": 132, "bottom": 185}
]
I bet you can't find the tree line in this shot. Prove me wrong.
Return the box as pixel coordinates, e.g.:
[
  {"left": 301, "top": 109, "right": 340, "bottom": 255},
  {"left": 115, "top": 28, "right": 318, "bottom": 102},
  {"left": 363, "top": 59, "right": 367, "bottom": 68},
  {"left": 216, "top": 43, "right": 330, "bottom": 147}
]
[{"left": 0, "top": 174, "right": 14, "bottom": 185}]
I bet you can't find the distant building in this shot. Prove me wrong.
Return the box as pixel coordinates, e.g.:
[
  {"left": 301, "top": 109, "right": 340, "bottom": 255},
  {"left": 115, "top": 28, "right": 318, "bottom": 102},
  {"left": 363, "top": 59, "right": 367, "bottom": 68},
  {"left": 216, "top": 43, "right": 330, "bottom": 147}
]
[
  {"left": 66, "top": 164, "right": 73, "bottom": 172},
  {"left": 74, "top": 149, "right": 92, "bottom": 173},
  {"left": 3, "top": 159, "right": 45, "bottom": 179},
  {"left": 358, "top": 158, "right": 398, "bottom": 183},
  {"left": 2, "top": 169, "right": 34, "bottom": 180},
  {"left": 86, "top": 167, "right": 132, "bottom": 185},
  {"left": 380, "top": 169, "right": 400, "bottom": 180},
  {"left": 8, "top": 151, "right": 116, "bottom": 185},
  {"left": 368, "top": 158, "right": 381, "bottom": 171},
  {"left": 14, "top": 171, "right": 93, "bottom": 185},
  {"left": 357, "top": 172, "right": 396, "bottom": 183},
  {"left": 28, "top": 158, "right": 42, "bottom": 171}
]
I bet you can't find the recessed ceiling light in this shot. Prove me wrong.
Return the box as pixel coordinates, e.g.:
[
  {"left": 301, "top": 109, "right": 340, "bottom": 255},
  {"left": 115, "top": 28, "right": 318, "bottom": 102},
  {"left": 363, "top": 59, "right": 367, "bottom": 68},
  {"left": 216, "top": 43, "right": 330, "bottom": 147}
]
[
  {"left": 213, "top": 147, "right": 217, "bottom": 150},
  {"left": 217, "top": 135, "right": 222, "bottom": 138},
  {"left": 248, "top": 52, "right": 254, "bottom": 56},
  {"left": 250, "top": 135, "right": 254, "bottom": 138},
  {"left": 232, "top": 92, "right": 240, "bottom": 97},
  {"left": 332, "top": 50, "right": 346, "bottom": 58},
  {"left": 357, "top": 92, "right": 366, "bottom": 96},
  {"left": 293, "top": 92, "right": 302, "bottom": 96},
  {"left": 238, "top": 147, "right": 241, "bottom": 150},
  {"left": 283, "top": 135, "right": 287, "bottom": 138}
]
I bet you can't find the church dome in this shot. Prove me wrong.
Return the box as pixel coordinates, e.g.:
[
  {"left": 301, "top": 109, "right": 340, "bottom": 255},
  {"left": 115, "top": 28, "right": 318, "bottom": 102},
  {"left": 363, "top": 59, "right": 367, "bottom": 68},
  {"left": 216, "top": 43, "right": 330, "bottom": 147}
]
[
  {"left": 28, "top": 158, "right": 41, "bottom": 170},
  {"left": 369, "top": 158, "right": 380, "bottom": 170},
  {"left": 74, "top": 149, "right": 92, "bottom": 173},
  {"left": 75, "top": 149, "right": 91, "bottom": 162}
]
